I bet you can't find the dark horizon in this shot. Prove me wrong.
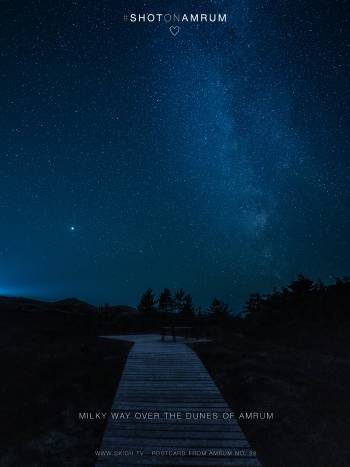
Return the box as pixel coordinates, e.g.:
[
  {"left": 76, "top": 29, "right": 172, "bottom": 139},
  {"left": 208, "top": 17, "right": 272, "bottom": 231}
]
[{"left": 1, "top": 272, "right": 349, "bottom": 316}]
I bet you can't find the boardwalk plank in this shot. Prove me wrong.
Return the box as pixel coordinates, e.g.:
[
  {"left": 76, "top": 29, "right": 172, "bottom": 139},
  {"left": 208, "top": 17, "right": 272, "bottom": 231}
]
[
  {"left": 101, "top": 439, "right": 250, "bottom": 448},
  {"left": 104, "top": 430, "right": 246, "bottom": 440},
  {"left": 97, "top": 457, "right": 259, "bottom": 466}
]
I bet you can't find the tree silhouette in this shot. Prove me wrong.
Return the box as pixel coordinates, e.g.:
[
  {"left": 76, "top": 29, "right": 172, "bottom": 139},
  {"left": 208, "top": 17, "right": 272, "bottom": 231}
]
[
  {"left": 138, "top": 288, "right": 157, "bottom": 313},
  {"left": 288, "top": 274, "right": 314, "bottom": 296},
  {"left": 174, "top": 288, "right": 186, "bottom": 313},
  {"left": 208, "top": 298, "right": 230, "bottom": 319},
  {"left": 158, "top": 288, "right": 174, "bottom": 313},
  {"left": 244, "top": 293, "right": 264, "bottom": 318},
  {"left": 180, "top": 294, "right": 195, "bottom": 318}
]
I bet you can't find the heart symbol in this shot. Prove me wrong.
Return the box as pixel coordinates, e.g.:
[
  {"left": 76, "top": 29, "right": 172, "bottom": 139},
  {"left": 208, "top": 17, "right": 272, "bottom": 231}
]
[{"left": 169, "top": 26, "right": 180, "bottom": 37}]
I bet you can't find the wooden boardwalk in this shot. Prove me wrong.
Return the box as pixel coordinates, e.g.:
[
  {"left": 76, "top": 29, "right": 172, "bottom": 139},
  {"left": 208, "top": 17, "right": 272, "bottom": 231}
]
[{"left": 96, "top": 334, "right": 260, "bottom": 466}]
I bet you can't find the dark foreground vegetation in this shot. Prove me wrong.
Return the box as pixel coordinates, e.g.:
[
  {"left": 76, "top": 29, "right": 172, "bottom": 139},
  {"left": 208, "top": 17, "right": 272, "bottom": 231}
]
[
  {"left": 193, "top": 335, "right": 350, "bottom": 467},
  {"left": 0, "top": 299, "right": 131, "bottom": 467},
  {"left": 1, "top": 274, "right": 350, "bottom": 467},
  {"left": 192, "top": 275, "right": 350, "bottom": 467}
]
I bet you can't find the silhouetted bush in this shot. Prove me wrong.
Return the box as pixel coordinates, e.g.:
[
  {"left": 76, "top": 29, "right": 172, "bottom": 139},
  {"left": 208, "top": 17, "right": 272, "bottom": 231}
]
[{"left": 242, "top": 275, "right": 350, "bottom": 347}]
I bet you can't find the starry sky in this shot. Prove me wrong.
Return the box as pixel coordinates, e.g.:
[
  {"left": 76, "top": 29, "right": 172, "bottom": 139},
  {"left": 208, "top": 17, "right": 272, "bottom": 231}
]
[{"left": 0, "top": 0, "right": 349, "bottom": 310}]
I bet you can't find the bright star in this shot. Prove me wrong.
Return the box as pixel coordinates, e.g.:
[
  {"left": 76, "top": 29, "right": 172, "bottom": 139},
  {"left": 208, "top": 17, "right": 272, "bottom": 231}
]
[{"left": 70, "top": 226, "right": 76, "bottom": 231}]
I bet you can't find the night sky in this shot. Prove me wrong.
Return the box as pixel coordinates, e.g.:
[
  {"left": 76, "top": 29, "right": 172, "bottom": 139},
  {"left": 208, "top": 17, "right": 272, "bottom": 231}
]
[{"left": 0, "top": 0, "right": 349, "bottom": 310}]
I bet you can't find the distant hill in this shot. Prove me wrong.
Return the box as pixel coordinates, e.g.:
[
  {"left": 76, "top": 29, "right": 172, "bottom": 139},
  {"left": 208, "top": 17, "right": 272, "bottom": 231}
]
[
  {"left": 0, "top": 296, "right": 137, "bottom": 316},
  {"left": 102, "top": 305, "right": 137, "bottom": 314},
  {"left": 0, "top": 295, "right": 137, "bottom": 341},
  {"left": 0, "top": 295, "right": 95, "bottom": 315}
]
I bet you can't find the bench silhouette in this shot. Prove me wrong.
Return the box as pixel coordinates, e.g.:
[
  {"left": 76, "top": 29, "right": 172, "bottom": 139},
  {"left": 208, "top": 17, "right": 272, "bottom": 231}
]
[{"left": 161, "top": 326, "right": 193, "bottom": 342}]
